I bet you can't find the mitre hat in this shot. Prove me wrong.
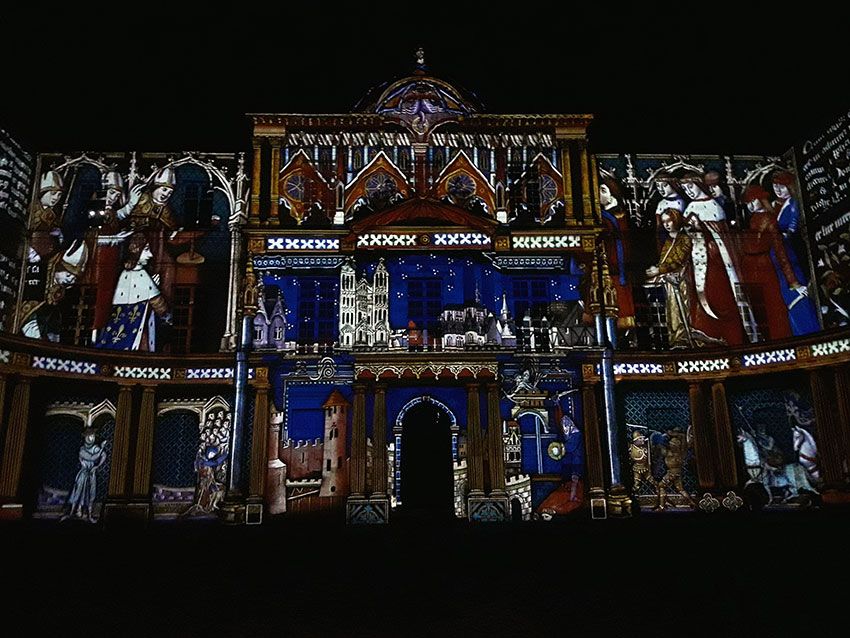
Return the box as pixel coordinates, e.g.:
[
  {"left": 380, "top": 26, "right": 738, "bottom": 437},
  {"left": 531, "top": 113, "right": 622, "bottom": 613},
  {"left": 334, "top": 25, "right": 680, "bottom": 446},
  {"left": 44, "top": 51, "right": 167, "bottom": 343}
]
[
  {"left": 40, "top": 170, "right": 64, "bottom": 193},
  {"left": 154, "top": 167, "right": 176, "bottom": 188},
  {"left": 60, "top": 240, "right": 89, "bottom": 276},
  {"left": 102, "top": 170, "right": 125, "bottom": 191}
]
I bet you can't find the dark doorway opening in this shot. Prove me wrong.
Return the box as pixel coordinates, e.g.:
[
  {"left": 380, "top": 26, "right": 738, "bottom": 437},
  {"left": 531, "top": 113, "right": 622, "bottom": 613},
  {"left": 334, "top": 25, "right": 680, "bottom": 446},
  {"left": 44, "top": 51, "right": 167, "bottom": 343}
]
[
  {"left": 511, "top": 498, "right": 522, "bottom": 522},
  {"left": 399, "top": 401, "right": 454, "bottom": 519}
]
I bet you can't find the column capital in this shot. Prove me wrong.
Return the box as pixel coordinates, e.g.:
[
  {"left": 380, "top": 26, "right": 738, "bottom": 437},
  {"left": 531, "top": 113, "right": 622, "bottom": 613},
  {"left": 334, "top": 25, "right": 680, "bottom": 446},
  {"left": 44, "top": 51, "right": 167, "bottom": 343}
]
[
  {"left": 248, "top": 376, "right": 271, "bottom": 391},
  {"left": 374, "top": 383, "right": 386, "bottom": 394},
  {"left": 353, "top": 382, "right": 367, "bottom": 394},
  {"left": 465, "top": 382, "right": 480, "bottom": 392}
]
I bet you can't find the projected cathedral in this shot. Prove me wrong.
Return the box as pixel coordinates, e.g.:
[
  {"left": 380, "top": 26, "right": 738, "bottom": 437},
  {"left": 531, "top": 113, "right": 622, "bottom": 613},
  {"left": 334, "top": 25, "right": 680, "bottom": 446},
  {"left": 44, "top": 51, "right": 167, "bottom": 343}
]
[{"left": 1, "top": 50, "right": 849, "bottom": 524}]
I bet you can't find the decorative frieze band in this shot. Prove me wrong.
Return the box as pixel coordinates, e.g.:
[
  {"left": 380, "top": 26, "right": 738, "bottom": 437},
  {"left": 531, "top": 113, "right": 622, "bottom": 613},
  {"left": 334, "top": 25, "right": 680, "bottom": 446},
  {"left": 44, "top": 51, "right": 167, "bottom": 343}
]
[
  {"left": 511, "top": 235, "right": 582, "bottom": 250},
  {"left": 676, "top": 358, "right": 730, "bottom": 374},
  {"left": 186, "top": 367, "right": 234, "bottom": 380},
  {"left": 604, "top": 362, "right": 665, "bottom": 375},
  {"left": 32, "top": 356, "right": 99, "bottom": 375},
  {"left": 254, "top": 255, "right": 345, "bottom": 269},
  {"left": 355, "top": 363, "right": 497, "bottom": 379},
  {"left": 432, "top": 233, "right": 490, "bottom": 247},
  {"left": 266, "top": 237, "right": 340, "bottom": 251},
  {"left": 741, "top": 348, "right": 796, "bottom": 368},
  {"left": 811, "top": 338, "right": 850, "bottom": 358},
  {"left": 491, "top": 256, "right": 566, "bottom": 270},
  {"left": 356, "top": 233, "right": 418, "bottom": 247},
  {"left": 114, "top": 366, "right": 173, "bottom": 380}
]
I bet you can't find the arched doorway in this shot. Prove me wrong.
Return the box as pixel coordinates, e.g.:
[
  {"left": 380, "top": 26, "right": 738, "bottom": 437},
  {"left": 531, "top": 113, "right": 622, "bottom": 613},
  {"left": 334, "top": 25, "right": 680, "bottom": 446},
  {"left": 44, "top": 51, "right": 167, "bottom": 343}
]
[{"left": 398, "top": 399, "right": 454, "bottom": 517}]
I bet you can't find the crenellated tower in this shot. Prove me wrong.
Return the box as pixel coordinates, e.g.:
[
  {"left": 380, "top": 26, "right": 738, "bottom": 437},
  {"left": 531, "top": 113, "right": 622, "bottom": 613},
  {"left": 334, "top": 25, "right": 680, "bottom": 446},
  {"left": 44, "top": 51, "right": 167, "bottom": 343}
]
[{"left": 319, "top": 390, "right": 350, "bottom": 497}]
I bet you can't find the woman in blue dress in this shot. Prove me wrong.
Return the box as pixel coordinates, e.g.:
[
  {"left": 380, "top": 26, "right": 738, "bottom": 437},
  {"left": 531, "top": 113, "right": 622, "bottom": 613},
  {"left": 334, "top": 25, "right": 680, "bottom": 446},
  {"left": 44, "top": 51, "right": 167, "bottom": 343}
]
[{"left": 770, "top": 171, "right": 820, "bottom": 335}]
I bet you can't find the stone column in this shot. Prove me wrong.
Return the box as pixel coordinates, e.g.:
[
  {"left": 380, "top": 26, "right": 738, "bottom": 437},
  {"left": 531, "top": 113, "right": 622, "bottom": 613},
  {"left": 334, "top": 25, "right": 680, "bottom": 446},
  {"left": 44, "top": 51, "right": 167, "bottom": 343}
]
[
  {"left": 222, "top": 316, "right": 252, "bottom": 524},
  {"left": 582, "top": 382, "right": 606, "bottom": 498},
  {"left": 0, "top": 373, "right": 7, "bottom": 441},
  {"left": 107, "top": 383, "right": 135, "bottom": 500},
  {"left": 578, "top": 142, "right": 592, "bottom": 223},
  {"left": 371, "top": 384, "right": 388, "bottom": 497},
  {"left": 832, "top": 365, "right": 850, "bottom": 481},
  {"left": 350, "top": 383, "right": 367, "bottom": 497},
  {"left": 250, "top": 137, "right": 262, "bottom": 219},
  {"left": 590, "top": 154, "right": 602, "bottom": 223},
  {"left": 688, "top": 381, "right": 717, "bottom": 491},
  {"left": 560, "top": 143, "right": 576, "bottom": 225},
  {"left": 247, "top": 379, "right": 270, "bottom": 523},
  {"left": 269, "top": 139, "right": 281, "bottom": 222},
  {"left": 710, "top": 380, "right": 738, "bottom": 490},
  {"left": 0, "top": 376, "right": 32, "bottom": 519},
  {"left": 486, "top": 383, "right": 506, "bottom": 495},
  {"left": 130, "top": 385, "right": 157, "bottom": 515},
  {"left": 466, "top": 383, "right": 485, "bottom": 495},
  {"left": 810, "top": 369, "right": 845, "bottom": 486},
  {"left": 220, "top": 224, "right": 243, "bottom": 351}
]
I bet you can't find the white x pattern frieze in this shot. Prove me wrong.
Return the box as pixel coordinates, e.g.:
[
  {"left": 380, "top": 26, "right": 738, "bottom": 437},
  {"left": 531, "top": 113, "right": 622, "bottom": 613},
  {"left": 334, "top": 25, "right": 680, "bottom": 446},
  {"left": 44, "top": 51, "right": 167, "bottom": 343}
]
[
  {"left": 267, "top": 237, "right": 340, "bottom": 251},
  {"left": 512, "top": 235, "right": 582, "bottom": 250},
  {"left": 433, "top": 233, "right": 490, "bottom": 246},
  {"left": 114, "top": 366, "right": 173, "bottom": 380},
  {"left": 32, "top": 356, "right": 98, "bottom": 375},
  {"left": 357, "top": 233, "right": 417, "bottom": 247},
  {"left": 606, "top": 362, "right": 664, "bottom": 375},
  {"left": 676, "top": 358, "right": 730, "bottom": 374},
  {"left": 742, "top": 348, "right": 796, "bottom": 367},
  {"left": 811, "top": 338, "right": 850, "bottom": 357},
  {"left": 187, "top": 368, "right": 235, "bottom": 380}
]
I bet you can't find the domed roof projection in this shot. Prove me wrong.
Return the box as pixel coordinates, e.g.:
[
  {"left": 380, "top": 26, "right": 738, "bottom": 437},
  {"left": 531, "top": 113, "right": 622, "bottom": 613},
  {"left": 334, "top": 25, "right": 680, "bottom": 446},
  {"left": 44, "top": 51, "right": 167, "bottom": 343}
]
[{"left": 354, "top": 49, "right": 483, "bottom": 138}]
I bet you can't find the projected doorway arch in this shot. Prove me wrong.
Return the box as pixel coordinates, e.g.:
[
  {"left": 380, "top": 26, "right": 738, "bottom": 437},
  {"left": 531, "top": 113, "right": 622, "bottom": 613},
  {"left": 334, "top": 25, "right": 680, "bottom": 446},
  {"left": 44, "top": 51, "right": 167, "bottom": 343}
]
[{"left": 392, "top": 396, "right": 459, "bottom": 508}]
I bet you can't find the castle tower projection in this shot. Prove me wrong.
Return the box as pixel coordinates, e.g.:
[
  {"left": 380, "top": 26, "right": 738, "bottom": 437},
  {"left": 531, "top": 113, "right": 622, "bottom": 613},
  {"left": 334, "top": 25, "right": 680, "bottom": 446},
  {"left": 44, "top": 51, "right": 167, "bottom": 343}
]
[{"left": 319, "top": 390, "right": 350, "bottom": 497}]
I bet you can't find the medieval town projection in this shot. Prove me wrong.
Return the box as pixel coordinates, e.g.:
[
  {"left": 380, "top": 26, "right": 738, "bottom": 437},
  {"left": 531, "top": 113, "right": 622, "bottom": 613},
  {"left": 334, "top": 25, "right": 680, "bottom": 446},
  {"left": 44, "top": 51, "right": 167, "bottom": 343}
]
[{"left": 1, "top": 54, "right": 848, "bottom": 526}]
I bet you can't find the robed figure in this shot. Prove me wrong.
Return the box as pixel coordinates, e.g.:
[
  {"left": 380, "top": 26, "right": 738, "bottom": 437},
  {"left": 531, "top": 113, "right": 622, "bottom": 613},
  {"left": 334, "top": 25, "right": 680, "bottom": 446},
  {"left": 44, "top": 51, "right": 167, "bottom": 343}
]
[
  {"left": 771, "top": 171, "right": 820, "bottom": 335},
  {"left": 62, "top": 428, "right": 108, "bottom": 523},
  {"left": 740, "top": 185, "right": 809, "bottom": 340},
  {"left": 681, "top": 172, "right": 747, "bottom": 346},
  {"left": 95, "top": 233, "right": 170, "bottom": 351}
]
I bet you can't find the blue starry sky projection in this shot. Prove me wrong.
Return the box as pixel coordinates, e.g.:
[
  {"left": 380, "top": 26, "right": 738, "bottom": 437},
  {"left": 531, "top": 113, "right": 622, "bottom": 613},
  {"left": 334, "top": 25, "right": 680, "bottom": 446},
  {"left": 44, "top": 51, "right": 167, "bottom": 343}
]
[{"left": 261, "top": 253, "right": 583, "bottom": 343}]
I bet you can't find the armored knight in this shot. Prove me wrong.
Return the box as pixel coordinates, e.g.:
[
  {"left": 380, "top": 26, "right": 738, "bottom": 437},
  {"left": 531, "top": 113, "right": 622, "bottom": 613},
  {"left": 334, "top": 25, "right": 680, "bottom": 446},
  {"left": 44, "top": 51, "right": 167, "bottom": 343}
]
[{"left": 656, "top": 430, "right": 695, "bottom": 510}]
